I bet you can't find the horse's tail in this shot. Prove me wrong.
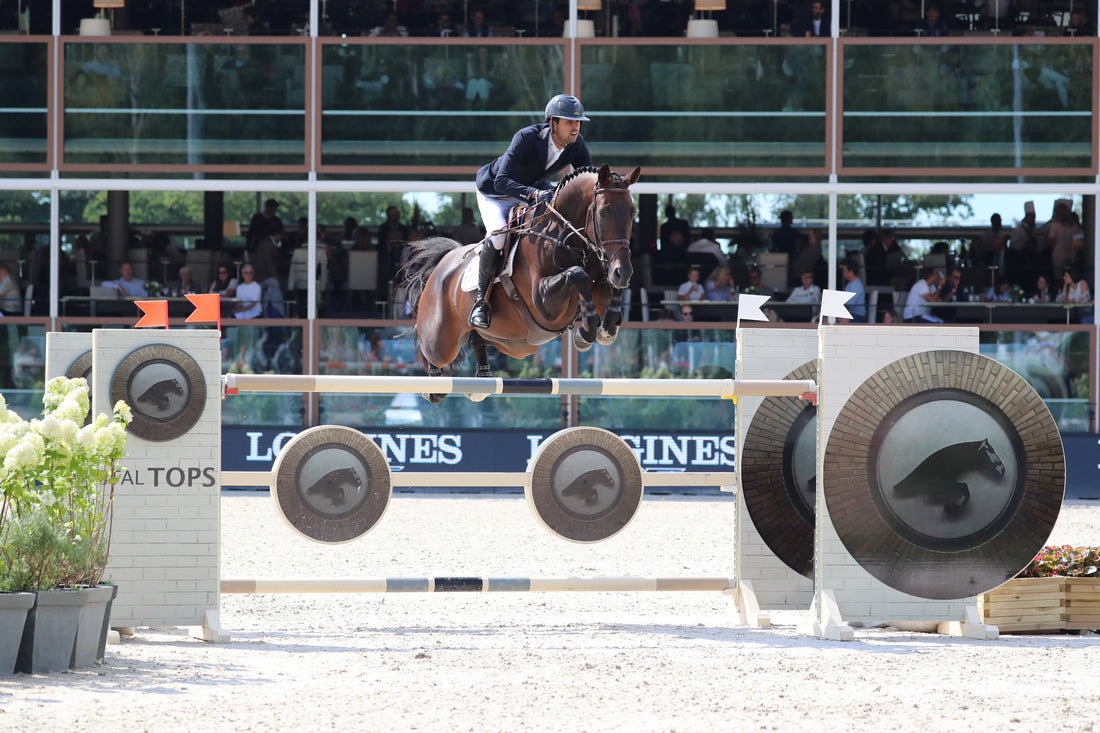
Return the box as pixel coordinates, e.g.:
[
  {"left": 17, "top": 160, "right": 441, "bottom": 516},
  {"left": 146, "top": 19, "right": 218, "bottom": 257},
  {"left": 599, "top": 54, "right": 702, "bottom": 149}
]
[{"left": 399, "top": 236, "right": 462, "bottom": 319}]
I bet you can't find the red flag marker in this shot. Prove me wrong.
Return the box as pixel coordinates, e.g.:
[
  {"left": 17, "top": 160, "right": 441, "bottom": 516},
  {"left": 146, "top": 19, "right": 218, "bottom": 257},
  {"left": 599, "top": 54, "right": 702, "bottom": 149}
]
[
  {"left": 134, "top": 300, "right": 169, "bottom": 328},
  {"left": 186, "top": 293, "right": 221, "bottom": 330}
]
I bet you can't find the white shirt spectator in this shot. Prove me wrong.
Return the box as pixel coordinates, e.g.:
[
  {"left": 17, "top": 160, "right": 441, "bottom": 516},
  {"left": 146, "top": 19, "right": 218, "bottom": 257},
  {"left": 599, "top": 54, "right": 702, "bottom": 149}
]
[
  {"left": 687, "top": 238, "right": 728, "bottom": 267},
  {"left": 234, "top": 280, "right": 262, "bottom": 319}
]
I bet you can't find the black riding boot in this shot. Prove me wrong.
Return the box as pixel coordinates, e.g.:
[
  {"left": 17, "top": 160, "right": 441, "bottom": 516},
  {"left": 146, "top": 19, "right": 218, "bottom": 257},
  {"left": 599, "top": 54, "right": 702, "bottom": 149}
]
[{"left": 468, "top": 243, "right": 503, "bottom": 329}]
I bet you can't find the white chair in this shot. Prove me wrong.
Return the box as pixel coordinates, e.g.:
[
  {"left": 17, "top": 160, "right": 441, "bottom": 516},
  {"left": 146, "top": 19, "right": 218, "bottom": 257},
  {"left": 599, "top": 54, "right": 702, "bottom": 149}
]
[
  {"left": 867, "top": 288, "right": 879, "bottom": 323},
  {"left": 22, "top": 284, "right": 32, "bottom": 317}
]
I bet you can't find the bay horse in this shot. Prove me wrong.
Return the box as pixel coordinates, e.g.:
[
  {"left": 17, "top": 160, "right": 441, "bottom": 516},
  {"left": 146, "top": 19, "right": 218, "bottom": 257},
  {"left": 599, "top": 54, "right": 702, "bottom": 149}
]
[{"left": 402, "top": 164, "right": 641, "bottom": 403}]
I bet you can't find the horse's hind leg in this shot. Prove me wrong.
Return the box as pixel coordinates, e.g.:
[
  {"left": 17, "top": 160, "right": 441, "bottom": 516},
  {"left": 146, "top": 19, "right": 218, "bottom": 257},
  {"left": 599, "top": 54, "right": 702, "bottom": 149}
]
[{"left": 463, "top": 333, "right": 491, "bottom": 403}]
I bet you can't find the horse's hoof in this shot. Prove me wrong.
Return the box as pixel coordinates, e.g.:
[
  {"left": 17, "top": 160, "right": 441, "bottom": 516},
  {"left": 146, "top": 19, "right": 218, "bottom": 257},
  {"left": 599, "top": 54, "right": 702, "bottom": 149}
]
[
  {"left": 573, "top": 330, "right": 595, "bottom": 352},
  {"left": 422, "top": 392, "right": 446, "bottom": 405},
  {"left": 596, "top": 328, "right": 618, "bottom": 346},
  {"left": 465, "top": 392, "right": 489, "bottom": 403}
]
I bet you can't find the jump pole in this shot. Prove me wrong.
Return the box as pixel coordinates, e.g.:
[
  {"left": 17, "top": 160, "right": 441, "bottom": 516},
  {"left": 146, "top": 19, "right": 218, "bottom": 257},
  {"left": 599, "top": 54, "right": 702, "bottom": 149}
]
[
  {"left": 223, "top": 374, "right": 817, "bottom": 400},
  {"left": 221, "top": 577, "right": 735, "bottom": 594}
]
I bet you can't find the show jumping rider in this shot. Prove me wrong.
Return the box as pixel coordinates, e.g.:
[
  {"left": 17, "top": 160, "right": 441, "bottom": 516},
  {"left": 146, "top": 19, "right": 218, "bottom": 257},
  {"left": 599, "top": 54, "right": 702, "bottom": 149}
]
[{"left": 468, "top": 94, "right": 593, "bottom": 329}]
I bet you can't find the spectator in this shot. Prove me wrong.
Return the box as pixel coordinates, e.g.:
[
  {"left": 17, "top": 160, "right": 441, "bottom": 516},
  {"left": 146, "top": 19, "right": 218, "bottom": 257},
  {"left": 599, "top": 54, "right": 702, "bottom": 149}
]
[
  {"left": 687, "top": 227, "right": 728, "bottom": 267},
  {"left": 103, "top": 262, "right": 147, "bottom": 298},
  {"left": 463, "top": 9, "right": 493, "bottom": 37},
  {"left": 233, "top": 266, "right": 262, "bottom": 319},
  {"left": 903, "top": 267, "right": 945, "bottom": 323},
  {"left": 745, "top": 266, "right": 775, "bottom": 297},
  {"left": 1032, "top": 273, "right": 1055, "bottom": 303},
  {"left": 247, "top": 198, "right": 282, "bottom": 253},
  {"left": 659, "top": 204, "right": 691, "bottom": 254},
  {"left": 164, "top": 266, "right": 199, "bottom": 296},
  {"left": 369, "top": 11, "right": 409, "bottom": 37},
  {"left": 1010, "top": 200, "right": 1039, "bottom": 253},
  {"left": 790, "top": 0, "right": 829, "bottom": 37},
  {"left": 1064, "top": 9, "right": 1095, "bottom": 37},
  {"left": 1044, "top": 199, "right": 1079, "bottom": 281},
  {"left": 209, "top": 265, "right": 238, "bottom": 296},
  {"left": 980, "top": 213, "right": 1004, "bottom": 254},
  {"left": 863, "top": 228, "right": 901, "bottom": 287},
  {"left": 983, "top": 276, "right": 1012, "bottom": 303},
  {"left": 704, "top": 265, "right": 736, "bottom": 302},
  {"left": 786, "top": 270, "right": 821, "bottom": 304},
  {"left": 771, "top": 210, "right": 799, "bottom": 257},
  {"left": 378, "top": 205, "right": 410, "bottom": 289},
  {"left": 881, "top": 309, "right": 901, "bottom": 324},
  {"left": 452, "top": 207, "right": 485, "bottom": 245},
  {"left": 1058, "top": 268, "right": 1091, "bottom": 304},
  {"left": 840, "top": 257, "right": 867, "bottom": 323},
  {"left": 428, "top": 11, "right": 457, "bottom": 37},
  {"left": 678, "top": 266, "right": 705, "bottom": 302},
  {"left": 916, "top": 4, "right": 951, "bottom": 36},
  {"left": 790, "top": 229, "right": 824, "bottom": 289},
  {"left": 0, "top": 263, "right": 22, "bottom": 315},
  {"left": 252, "top": 224, "right": 286, "bottom": 317},
  {"left": 936, "top": 267, "right": 967, "bottom": 322},
  {"left": 785, "top": 269, "right": 821, "bottom": 321}
]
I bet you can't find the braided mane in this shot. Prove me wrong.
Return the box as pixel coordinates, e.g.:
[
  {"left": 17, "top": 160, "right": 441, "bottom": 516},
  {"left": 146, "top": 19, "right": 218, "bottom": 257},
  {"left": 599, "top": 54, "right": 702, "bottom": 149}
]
[{"left": 550, "top": 166, "right": 601, "bottom": 204}]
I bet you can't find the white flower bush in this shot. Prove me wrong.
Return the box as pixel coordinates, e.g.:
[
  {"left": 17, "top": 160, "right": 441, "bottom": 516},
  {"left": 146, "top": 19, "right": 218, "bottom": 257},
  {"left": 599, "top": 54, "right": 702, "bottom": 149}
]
[{"left": 0, "top": 377, "right": 132, "bottom": 590}]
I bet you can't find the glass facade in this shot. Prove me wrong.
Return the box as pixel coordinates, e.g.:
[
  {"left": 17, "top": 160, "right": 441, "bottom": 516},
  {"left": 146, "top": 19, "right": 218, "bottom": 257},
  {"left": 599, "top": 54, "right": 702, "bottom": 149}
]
[
  {"left": 842, "top": 40, "right": 1095, "bottom": 171},
  {"left": 0, "top": 0, "right": 1096, "bottom": 434}
]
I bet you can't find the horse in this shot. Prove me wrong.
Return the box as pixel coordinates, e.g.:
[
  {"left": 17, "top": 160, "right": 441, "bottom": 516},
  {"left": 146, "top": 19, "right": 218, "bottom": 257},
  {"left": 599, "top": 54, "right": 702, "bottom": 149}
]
[{"left": 402, "top": 164, "right": 641, "bottom": 404}]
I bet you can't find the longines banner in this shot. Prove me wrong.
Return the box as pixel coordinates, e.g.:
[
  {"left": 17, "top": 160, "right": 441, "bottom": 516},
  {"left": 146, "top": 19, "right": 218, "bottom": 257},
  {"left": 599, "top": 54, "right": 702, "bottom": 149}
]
[{"left": 223, "top": 427, "right": 736, "bottom": 477}]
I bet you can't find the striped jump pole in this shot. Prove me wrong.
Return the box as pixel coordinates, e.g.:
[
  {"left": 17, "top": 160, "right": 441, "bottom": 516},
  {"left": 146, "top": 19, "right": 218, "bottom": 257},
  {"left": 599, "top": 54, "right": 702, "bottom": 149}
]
[
  {"left": 223, "top": 374, "right": 816, "bottom": 400},
  {"left": 221, "top": 577, "right": 735, "bottom": 594}
]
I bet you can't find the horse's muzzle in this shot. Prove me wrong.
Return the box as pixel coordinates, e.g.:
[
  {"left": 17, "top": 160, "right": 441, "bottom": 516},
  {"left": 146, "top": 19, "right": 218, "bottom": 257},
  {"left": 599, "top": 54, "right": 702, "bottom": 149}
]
[{"left": 608, "top": 263, "right": 632, "bottom": 290}]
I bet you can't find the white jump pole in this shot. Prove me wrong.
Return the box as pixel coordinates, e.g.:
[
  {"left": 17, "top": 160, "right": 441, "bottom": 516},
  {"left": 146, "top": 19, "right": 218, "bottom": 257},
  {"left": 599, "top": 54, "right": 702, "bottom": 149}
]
[
  {"left": 222, "top": 577, "right": 735, "bottom": 594},
  {"left": 224, "top": 374, "right": 817, "bottom": 399}
]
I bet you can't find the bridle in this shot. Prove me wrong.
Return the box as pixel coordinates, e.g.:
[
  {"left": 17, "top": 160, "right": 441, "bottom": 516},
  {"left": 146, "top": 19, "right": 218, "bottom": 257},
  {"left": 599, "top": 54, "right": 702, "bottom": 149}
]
[{"left": 584, "top": 182, "right": 634, "bottom": 274}]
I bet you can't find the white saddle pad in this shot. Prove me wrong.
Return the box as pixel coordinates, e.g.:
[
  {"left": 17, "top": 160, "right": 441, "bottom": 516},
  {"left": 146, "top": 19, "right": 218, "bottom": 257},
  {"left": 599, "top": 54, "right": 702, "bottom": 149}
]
[{"left": 459, "top": 242, "right": 519, "bottom": 292}]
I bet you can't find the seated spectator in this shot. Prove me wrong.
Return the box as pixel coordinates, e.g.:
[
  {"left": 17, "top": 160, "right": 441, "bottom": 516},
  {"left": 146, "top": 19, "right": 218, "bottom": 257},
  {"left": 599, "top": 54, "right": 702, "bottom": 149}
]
[
  {"left": 687, "top": 228, "right": 728, "bottom": 267},
  {"left": 983, "top": 277, "right": 1012, "bottom": 303},
  {"left": 786, "top": 270, "right": 821, "bottom": 304},
  {"left": 915, "top": 4, "right": 951, "bottom": 36},
  {"left": 881, "top": 309, "right": 902, "bottom": 324},
  {"left": 369, "top": 12, "right": 408, "bottom": 37},
  {"left": 463, "top": 9, "right": 493, "bottom": 37},
  {"left": 903, "top": 267, "right": 945, "bottom": 323},
  {"left": 0, "top": 263, "right": 22, "bottom": 315},
  {"left": 210, "top": 265, "right": 238, "bottom": 296},
  {"left": 1058, "top": 268, "right": 1091, "bottom": 304},
  {"left": 163, "top": 266, "right": 200, "bottom": 297},
  {"left": 103, "top": 262, "right": 147, "bottom": 297},
  {"left": 744, "top": 267, "right": 775, "bottom": 297},
  {"left": 452, "top": 207, "right": 485, "bottom": 245},
  {"left": 1032, "top": 273, "right": 1055, "bottom": 303},
  {"left": 677, "top": 267, "right": 706, "bottom": 302},
  {"left": 233, "top": 267, "right": 262, "bottom": 319},
  {"left": 704, "top": 266, "right": 736, "bottom": 302}
]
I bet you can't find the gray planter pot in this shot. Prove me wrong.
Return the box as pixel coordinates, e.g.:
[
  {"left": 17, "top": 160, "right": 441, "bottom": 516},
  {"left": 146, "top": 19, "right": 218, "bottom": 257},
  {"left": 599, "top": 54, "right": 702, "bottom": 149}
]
[
  {"left": 96, "top": 584, "right": 119, "bottom": 663},
  {"left": 0, "top": 593, "right": 36, "bottom": 676},
  {"left": 71, "top": 585, "right": 116, "bottom": 669},
  {"left": 16, "top": 589, "right": 86, "bottom": 674}
]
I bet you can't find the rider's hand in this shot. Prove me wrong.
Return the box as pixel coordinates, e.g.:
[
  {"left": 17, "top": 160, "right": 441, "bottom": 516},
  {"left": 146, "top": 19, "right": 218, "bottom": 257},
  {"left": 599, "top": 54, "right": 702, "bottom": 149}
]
[{"left": 532, "top": 189, "right": 553, "bottom": 204}]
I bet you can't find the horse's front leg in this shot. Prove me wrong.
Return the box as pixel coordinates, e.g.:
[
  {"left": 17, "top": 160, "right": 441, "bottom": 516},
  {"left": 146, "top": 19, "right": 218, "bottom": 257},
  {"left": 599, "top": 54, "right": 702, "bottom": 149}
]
[
  {"left": 596, "top": 288, "right": 624, "bottom": 346},
  {"left": 422, "top": 364, "right": 447, "bottom": 405},
  {"left": 566, "top": 267, "right": 600, "bottom": 352}
]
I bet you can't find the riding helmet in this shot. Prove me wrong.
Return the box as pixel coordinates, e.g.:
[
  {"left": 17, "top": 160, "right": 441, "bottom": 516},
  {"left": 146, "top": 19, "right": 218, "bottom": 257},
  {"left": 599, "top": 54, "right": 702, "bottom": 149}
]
[{"left": 544, "top": 94, "right": 590, "bottom": 122}]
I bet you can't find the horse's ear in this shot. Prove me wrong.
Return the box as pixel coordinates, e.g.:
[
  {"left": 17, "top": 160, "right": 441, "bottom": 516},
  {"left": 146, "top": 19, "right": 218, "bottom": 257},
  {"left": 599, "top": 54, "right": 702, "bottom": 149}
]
[
  {"left": 597, "top": 163, "right": 612, "bottom": 186},
  {"left": 625, "top": 166, "right": 642, "bottom": 187}
]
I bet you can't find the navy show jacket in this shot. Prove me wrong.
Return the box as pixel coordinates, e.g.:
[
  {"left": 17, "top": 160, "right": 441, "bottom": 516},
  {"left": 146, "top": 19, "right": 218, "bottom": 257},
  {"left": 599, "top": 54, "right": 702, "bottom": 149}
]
[{"left": 475, "top": 123, "right": 593, "bottom": 204}]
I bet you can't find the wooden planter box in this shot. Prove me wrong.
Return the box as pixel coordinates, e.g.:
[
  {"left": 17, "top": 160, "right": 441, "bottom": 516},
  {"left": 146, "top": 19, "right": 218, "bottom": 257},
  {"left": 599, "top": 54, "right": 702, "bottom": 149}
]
[
  {"left": 1065, "top": 577, "right": 1100, "bottom": 632},
  {"left": 978, "top": 577, "right": 1065, "bottom": 634}
]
